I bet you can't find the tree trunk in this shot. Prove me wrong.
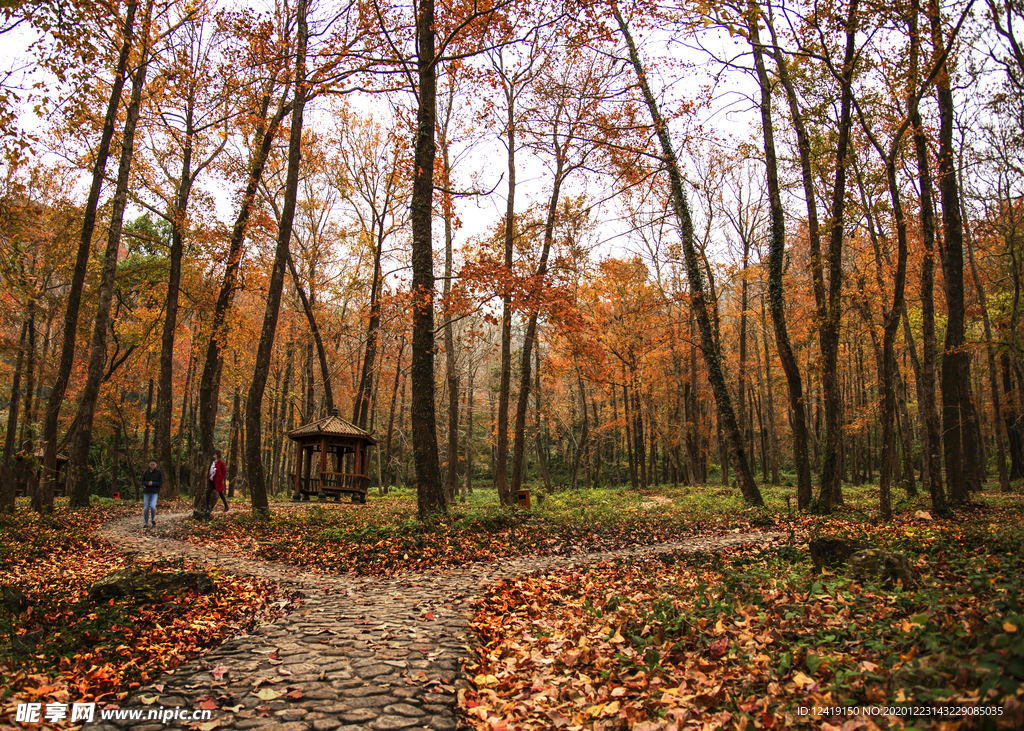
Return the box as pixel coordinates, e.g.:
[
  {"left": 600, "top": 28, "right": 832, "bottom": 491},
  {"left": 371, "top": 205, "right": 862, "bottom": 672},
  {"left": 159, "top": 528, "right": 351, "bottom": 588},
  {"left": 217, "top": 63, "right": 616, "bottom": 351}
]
[
  {"left": 140, "top": 376, "right": 154, "bottom": 500},
  {"left": 41, "top": 2, "right": 138, "bottom": 512},
  {"left": 495, "top": 83, "right": 516, "bottom": 508},
  {"left": 623, "top": 378, "right": 636, "bottom": 489},
  {"left": 571, "top": 374, "right": 589, "bottom": 491},
  {"left": 353, "top": 228, "right": 382, "bottom": 428},
  {"left": 383, "top": 336, "right": 405, "bottom": 493},
  {"left": 410, "top": 0, "right": 445, "bottom": 517},
  {"left": 534, "top": 347, "right": 551, "bottom": 493},
  {"left": 246, "top": 0, "right": 308, "bottom": 515},
  {"left": 195, "top": 77, "right": 291, "bottom": 516},
  {"left": 287, "top": 252, "right": 334, "bottom": 415},
  {"left": 738, "top": 239, "right": 749, "bottom": 473},
  {"left": 1003, "top": 355, "right": 1024, "bottom": 479},
  {"left": 762, "top": 3, "right": 853, "bottom": 511},
  {"left": 174, "top": 345, "right": 194, "bottom": 500},
  {"left": 0, "top": 322, "right": 27, "bottom": 512},
  {"left": 155, "top": 98, "right": 197, "bottom": 503},
  {"left": 511, "top": 160, "right": 564, "bottom": 494},
  {"left": 69, "top": 3, "right": 152, "bottom": 508},
  {"left": 931, "top": 0, "right": 980, "bottom": 505},
  {"left": 228, "top": 388, "right": 241, "bottom": 497},
  {"left": 441, "top": 137, "right": 460, "bottom": 505},
  {"left": 464, "top": 361, "right": 475, "bottom": 501},
  {"left": 967, "top": 213, "right": 1010, "bottom": 492},
  {"left": 911, "top": 55, "right": 948, "bottom": 513},
  {"left": 633, "top": 386, "right": 646, "bottom": 489},
  {"left": 618, "top": 8, "right": 763, "bottom": 506},
  {"left": 759, "top": 297, "right": 780, "bottom": 485}
]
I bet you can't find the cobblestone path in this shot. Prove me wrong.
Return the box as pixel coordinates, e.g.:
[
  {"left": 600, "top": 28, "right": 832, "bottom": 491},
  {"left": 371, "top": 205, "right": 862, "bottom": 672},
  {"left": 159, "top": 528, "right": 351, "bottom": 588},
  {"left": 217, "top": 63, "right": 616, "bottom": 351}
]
[{"left": 92, "top": 512, "right": 786, "bottom": 731}]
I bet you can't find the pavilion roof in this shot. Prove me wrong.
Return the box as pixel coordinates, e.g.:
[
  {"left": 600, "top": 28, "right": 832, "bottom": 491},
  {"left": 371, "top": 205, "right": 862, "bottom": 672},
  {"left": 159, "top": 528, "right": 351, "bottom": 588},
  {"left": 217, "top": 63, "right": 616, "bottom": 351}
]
[{"left": 288, "top": 409, "right": 377, "bottom": 444}]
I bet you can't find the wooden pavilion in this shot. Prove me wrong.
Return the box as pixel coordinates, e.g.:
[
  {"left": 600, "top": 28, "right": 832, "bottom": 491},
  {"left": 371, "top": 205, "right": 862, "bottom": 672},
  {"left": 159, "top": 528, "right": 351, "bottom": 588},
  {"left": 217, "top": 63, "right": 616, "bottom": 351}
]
[
  {"left": 289, "top": 409, "right": 376, "bottom": 503},
  {"left": 14, "top": 451, "right": 69, "bottom": 497}
]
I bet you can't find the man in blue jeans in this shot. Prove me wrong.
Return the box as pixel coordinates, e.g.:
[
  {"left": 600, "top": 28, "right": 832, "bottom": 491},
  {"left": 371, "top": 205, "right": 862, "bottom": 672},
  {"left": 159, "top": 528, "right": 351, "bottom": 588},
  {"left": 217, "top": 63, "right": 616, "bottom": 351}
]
[{"left": 141, "top": 459, "right": 163, "bottom": 529}]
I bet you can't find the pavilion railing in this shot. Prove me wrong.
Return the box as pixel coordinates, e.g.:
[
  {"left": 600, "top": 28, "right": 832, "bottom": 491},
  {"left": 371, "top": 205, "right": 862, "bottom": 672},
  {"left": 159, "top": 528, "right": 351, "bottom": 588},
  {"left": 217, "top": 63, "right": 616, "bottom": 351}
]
[{"left": 291, "top": 472, "right": 369, "bottom": 494}]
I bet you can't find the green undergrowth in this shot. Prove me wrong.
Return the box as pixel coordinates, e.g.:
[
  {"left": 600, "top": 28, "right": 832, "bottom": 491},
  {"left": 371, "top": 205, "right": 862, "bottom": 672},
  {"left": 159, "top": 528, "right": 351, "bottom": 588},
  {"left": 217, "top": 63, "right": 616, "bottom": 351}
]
[
  {"left": 167, "top": 479, "right": 996, "bottom": 578},
  {"left": 170, "top": 485, "right": 740, "bottom": 575}
]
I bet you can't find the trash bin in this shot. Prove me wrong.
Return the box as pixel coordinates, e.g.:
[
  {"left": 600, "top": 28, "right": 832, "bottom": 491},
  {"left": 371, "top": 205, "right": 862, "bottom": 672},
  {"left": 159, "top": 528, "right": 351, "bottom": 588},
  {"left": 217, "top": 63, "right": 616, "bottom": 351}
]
[
  {"left": 112, "top": 491, "right": 120, "bottom": 500},
  {"left": 517, "top": 490, "right": 531, "bottom": 509}
]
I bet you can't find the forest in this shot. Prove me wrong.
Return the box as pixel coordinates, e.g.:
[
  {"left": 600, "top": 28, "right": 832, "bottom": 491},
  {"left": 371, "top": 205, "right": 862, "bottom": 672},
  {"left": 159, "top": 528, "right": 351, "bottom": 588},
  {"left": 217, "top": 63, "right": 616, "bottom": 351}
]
[
  {"left": 0, "top": 0, "right": 1022, "bottom": 519},
  {"left": 4, "top": 1, "right": 1024, "bottom": 728}
]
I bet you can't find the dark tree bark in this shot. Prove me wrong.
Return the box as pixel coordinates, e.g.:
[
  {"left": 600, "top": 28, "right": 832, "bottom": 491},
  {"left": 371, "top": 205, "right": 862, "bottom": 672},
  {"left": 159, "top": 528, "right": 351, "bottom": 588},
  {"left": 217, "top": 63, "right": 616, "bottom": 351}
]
[
  {"left": 748, "top": 16, "right": 812, "bottom": 505},
  {"left": 931, "top": 0, "right": 981, "bottom": 504},
  {"left": 352, "top": 235, "right": 381, "bottom": 429},
  {"left": 494, "top": 72, "right": 517, "bottom": 508},
  {"left": 759, "top": 297, "right": 780, "bottom": 485},
  {"left": 617, "top": 7, "right": 763, "bottom": 506},
  {"left": 511, "top": 158, "right": 563, "bottom": 495},
  {"left": 533, "top": 346, "right": 550, "bottom": 493},
  {"left": 910, "top": 37, "right": 948, "bottom": 513},
  {"left": 141, "top": 376, "right": 153, "bottom": 501},
  {"left": 156, "top": 105, "right": 195, "bottom": 502},
  {"left": 40, "top": 1, "right": 137, "bottom": 513},
  {"left": 441, "top": 121, "right": 460, "bottom": 505},
  {"left": 967, "top": 215, "right": 1010, "bottom": 491},
  {"left": 286, "top": 251, "right": 334, "bottom": 414},
  {"left": 245, "top": 0, "right": 308, "bottom": 515},
  {"left": 382, "top": 336, "right": 405, "bottom": 492},
  {"left": 195, "top": 77, "right": 291, "bottom": 515},
  {"left": 0, "top": 322, "right": 27, "bottom": 512},
  {"left": 464, "top": 361, "right": 475, "bottom": 501},
  {"left": 174, "top": 345, "right": 194, "bottom": 498},
  {"left": 762, "top": 2, "right": 856, "bottom": 512},
  {"left": 1003, "top": 355, "right": 1024, "bottom": 478},
  {"left": 410, "top": 0, "right": 445, "bottom": 517},
  {"left": 571, "top": 374, "right": 590, "bottom": 491},
  {"left": 69, "top": 0, "right": 152, "bottom": 508},
  {"left": 228, "top": 388, "right": 241, "bottom": 496}
]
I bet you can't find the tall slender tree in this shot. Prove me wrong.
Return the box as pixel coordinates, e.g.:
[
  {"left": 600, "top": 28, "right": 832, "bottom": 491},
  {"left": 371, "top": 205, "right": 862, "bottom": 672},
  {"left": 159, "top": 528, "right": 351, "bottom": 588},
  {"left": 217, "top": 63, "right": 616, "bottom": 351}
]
[
  {"left": 40, "top": 1, "right": 138, "bottom": 513},
  {"left": 615, "top": 5, "right": 763, "bottom": 507},
  {"left": 245, "top": 0, "right": 309, "bottom": 514}
]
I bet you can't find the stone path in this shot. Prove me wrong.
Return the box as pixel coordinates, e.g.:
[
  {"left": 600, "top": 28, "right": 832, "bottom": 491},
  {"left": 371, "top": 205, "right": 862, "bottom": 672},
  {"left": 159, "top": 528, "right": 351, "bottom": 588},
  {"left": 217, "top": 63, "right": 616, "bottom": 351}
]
[{"left": 92, "top": 512, "right": 786, "bottom": 731}]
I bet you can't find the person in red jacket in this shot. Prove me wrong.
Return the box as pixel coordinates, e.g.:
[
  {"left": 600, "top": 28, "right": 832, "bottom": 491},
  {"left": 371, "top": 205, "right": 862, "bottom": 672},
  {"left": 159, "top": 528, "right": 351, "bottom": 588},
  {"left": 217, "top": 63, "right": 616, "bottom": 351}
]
[{"left": 204, "top": 449, "right": 228, "bottom": 514}]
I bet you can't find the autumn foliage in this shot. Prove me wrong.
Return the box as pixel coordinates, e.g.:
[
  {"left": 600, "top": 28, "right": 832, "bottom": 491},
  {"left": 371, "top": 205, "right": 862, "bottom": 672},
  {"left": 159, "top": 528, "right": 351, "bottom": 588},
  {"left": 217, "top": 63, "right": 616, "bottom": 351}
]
[
  {"left": 0, "top": 502, "right": 296, "bottom": 727},
  {"left": 462, "top": 494, "right": 1024, "bottom": 730}
]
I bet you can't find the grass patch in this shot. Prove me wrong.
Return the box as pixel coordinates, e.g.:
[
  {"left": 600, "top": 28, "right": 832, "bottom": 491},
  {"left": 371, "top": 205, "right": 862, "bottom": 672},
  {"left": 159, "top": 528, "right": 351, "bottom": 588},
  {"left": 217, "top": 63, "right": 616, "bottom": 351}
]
[{"left": 167, "top": 484, "right": 755, "bottom": 575}]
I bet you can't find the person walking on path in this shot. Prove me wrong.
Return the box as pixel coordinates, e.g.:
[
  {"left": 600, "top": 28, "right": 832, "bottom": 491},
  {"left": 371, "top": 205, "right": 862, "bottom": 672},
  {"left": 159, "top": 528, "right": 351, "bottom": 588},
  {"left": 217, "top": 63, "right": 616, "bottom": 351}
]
[
  {"left": 141, "top": 459, "right": 163, "bottom": 529},
  {"left": 205, "top": 449, "right": 228, "bottom": 514}
]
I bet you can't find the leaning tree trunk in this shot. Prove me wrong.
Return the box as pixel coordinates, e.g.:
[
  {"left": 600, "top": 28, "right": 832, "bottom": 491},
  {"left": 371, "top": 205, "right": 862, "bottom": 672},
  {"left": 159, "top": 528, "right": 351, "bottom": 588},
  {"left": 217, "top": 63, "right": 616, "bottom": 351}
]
[
  {"left": 69, "top": 3, "right": 152, "bottom": 508},
  {"left": 245, "top": 0, "right": 308, "bottom": 515},
  {"left": 40, "top": 1, "right": 137, "bottom": 513},
  {"left": 287, "top": 250, "right": 334, "bottom": 414},
  {"left": 616, "top": 7, "right": 763, "bottom": 506},
  {"left": 195, "top": 88, "right": 290, "bottom": 516},
  {"left": 511, "top": 158, "right": 564, "bottom": 495}
]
